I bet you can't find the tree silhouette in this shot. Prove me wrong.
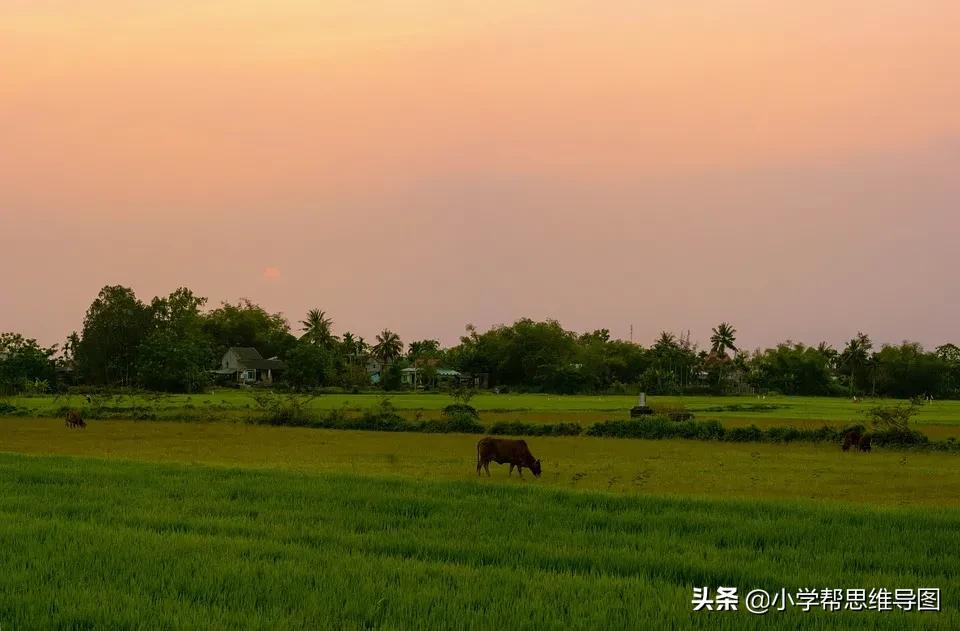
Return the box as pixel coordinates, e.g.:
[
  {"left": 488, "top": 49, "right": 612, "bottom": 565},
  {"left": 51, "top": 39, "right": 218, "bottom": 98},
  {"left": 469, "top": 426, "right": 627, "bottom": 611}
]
[
  {"left": 300, "top": 309, "right": 335, "bottom": 347},
  {"left": 373, "top": 329, "right": 403, "bottom": 365},
  {"left": 710, "top": 322, "right": 738, "bottom": 357}
]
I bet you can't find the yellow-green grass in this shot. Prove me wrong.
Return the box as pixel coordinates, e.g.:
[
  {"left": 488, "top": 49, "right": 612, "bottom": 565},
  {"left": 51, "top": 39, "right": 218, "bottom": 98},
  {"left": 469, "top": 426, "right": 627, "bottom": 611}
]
[
  {"left": 10, "top": 392, "right": 960, "bottom": 435},
  {"left": 2, "top": 452, "right": 958, "bottom": 629},
  {"left": 3, "top": 417, "right": 959, "bottom": 507}
]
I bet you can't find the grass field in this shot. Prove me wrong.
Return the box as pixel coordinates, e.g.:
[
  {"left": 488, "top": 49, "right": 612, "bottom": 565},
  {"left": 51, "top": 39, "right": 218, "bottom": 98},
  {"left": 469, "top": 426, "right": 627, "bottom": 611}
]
[
  {"left": 1, "top": 451, "right": 956, "bottom": 629},
  {"left": 4, "top": 404, "right": 959, "bottom": 628},
  {"left": 3, "top": 417, "right": 960, "bottom": 506},
  {"left": 8, "top": 392, "right": 960, "bottom": 438}
]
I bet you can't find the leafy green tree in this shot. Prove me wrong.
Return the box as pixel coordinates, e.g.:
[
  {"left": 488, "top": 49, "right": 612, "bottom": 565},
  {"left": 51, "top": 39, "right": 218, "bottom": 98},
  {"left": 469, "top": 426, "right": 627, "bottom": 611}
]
[
  {"left": 284, "top": 340, "right": 334, "bottom": 390},
  {"left": 75, "top": 285, "right": 153, "bottom": 386},
  {"left": 137, "top": 288, "right": 213, "bottom": 392},
  {"left": 203, "top": 299, "right": 297, "bottom": 360},
  {"left": 873, "top": 342, "right": 947, "bottom": 399},
  {"left": 646, "top": 331, "right": 698, "bottom": 393},
  {"left": 936, "top": 344, "right": 960, "bottom": 397},
  {"left": 407, "top": 339, "right": 441, "bottom": 363},
  {"left": 0, "top": 333, "right": 57, "bottom": 395},
  {"left": 381, "top": 362, "right": 404, "bottom": 391},
  {"left": 748, "top": 342, "right": 835, "bottom": 395}
]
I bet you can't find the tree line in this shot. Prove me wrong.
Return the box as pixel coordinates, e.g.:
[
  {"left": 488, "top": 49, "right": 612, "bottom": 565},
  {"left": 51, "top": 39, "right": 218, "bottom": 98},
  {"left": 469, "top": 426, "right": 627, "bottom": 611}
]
[{"left": 2, "top": 284, "right": 959, "bottom": 398}]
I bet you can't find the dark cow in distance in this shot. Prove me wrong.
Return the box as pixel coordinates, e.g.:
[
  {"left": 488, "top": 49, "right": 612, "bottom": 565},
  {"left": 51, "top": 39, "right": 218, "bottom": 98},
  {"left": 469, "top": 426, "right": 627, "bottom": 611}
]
[
  {"left": 65, "top": 410, "right": 86, "bottom": 429},
  {"left": 842, "top": 429, "right": 872, "bottom": 452},
  {"left": 477, "top": 437, "right": 541, "bottom": 478},
  {"left": 841, "top": 429, "right": 861, "bottom": 452}
]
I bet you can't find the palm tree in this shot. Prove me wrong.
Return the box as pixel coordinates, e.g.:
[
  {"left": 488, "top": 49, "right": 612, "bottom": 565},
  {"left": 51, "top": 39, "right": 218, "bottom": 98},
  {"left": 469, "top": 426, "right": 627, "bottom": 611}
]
[
  {"left": 373, "top": 329, "right": 403, "bottom": 366},
  {"left": 710, "top": 322, "right": 738, "bottom": 357},
  {"left": 840, "top": 332, "right": 873, "bottom": 396},
  {"left": 654, "top": 331, "right": 677, "bottom": 350},
  {"left": 300, "top": 309, "right": 334, "bottom": 346},
  {"left": 816, "top": 342, "right": 839, "bottom": 371},
  {"left": 341, "top": 331, "right": 356, "bottom": 353}
]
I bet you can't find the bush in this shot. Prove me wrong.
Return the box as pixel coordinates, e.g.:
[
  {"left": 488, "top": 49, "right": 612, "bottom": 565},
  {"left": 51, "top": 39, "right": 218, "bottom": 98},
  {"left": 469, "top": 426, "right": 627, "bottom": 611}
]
[
  {"left": 421, "top": 416, "right": 485, "bottom": 434},
  {"left": 725, "top": 425, "right": 764, "bottom": 442},
  {"left": 586, "top": 417, "right": 723, "bottom": 440},
  {"left": 864, "top": 403, "right": 925, "bottom": 446},
  {"left": 442, "top": 403, "right": 480, "bottom": 420},
  {"left": 250, "top": 392, "right": 315, "bottom": 426},
  {"left": 0, "top": 401, "right": 25, "bottom": 416},
  {"left": 355, "top": 399, "right": 407, "bottom": 431},
  {"left": 652, "top": 405, "right": 695, "bottom": 422},
  {"left": 488, "top": 421, "right": 583, "bottom": 437},
  {"left": 872, "top": 428, "right": 929, "bottom": 447}
]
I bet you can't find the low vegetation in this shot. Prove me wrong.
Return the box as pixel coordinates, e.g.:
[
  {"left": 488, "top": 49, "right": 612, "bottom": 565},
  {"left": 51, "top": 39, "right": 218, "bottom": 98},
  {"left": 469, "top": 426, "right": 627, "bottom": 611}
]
[{"left": 1, "top": 453, "right": 957, "bottom": 629}]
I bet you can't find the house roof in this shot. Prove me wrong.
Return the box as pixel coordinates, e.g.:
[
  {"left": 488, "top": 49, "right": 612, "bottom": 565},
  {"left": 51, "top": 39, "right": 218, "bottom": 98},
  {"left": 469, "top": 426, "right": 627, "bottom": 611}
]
[
  {"left": 229, "top": 347, "right": 263, "bottom": 362},
  {"left": 227, "top": 347, "right": 285, "bottom": 370},
  {"left": 401, "top": 367, "right": 461, "bottom": 376}
]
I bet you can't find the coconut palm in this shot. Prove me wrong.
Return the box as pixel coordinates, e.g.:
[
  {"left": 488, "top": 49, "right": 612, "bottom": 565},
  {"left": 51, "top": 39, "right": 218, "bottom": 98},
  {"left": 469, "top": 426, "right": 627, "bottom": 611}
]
[
  {"left": 816, "top": 341, "right": 839, "bottom": 370},
  {"left": 300, "top": 309, "right": 335, "bottom": 346},
  {"left": 840, "top": 332, "right": 873, "bottom": 396},
  {"left": 653, "top": 331, "right": 677, "bottom": 350},
  {"left": 341, "top": 331, "right": 357, "bottom": 354},
  {"left": 710, "top": 322, "right": 738, "bottom": 357},
  {"left": 373, "top": 329, "right": 403, "bottom": 365}
]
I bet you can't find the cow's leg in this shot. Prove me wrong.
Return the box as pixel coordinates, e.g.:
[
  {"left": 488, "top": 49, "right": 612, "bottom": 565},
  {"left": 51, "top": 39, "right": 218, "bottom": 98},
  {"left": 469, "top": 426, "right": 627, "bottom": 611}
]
[
  {"left": 477, "top": 459, "right": 483, "bottom": 476},
  {"left": 484, "top": 461, "right": 491, "bottom": 477},
  {"left": 517, "top": 467, "right": 524, "bottom": 478},
  {"left": 508, "top": 464, "right": 514, "bottom": 476}
]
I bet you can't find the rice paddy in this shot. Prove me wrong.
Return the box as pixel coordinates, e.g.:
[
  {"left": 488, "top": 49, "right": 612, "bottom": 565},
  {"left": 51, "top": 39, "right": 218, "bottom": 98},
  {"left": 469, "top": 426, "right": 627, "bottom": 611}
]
[
  {"left": 3, "top": 399, "right": 959, "bottom": 628},
  {"left": 1, "top": 451, "right": 957, "bottom": 629}
]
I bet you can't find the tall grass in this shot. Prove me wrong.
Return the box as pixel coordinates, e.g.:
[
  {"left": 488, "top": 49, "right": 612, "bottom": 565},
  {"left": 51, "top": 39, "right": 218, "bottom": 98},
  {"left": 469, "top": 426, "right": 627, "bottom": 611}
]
[{"left": 0, "top": 453, "right": 957, "bottom": 629}]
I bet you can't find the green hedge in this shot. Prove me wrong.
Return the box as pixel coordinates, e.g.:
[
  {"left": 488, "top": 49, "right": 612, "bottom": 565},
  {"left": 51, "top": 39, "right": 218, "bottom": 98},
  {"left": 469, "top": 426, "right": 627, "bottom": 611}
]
[{"left": 488, "top": 421, "right": 583, "bottom": 436}]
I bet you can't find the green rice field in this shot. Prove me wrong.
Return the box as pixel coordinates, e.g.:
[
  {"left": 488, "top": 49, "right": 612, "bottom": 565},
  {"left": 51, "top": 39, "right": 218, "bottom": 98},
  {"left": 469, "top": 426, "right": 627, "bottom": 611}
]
[
  {"left": 3, "top": 399, "right": 959, "bottom": 628},
  {"left": 1, "top": 449, "right": 956, "bottom": 629}
]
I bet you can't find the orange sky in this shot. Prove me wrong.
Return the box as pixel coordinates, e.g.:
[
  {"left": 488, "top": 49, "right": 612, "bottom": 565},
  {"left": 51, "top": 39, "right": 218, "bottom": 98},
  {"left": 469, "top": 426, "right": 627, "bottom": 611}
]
[{"left": 2, "top": 1, "right": 958, "bottom": 349}]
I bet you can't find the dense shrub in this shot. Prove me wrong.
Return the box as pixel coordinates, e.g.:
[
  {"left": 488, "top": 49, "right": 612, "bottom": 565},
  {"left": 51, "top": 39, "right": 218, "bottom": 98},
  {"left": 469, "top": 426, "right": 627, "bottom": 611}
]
[
  {"left": 419, "top": 417, "right": 485, "bottom": 434},
  {"left": 863, "top": 403, "right": 928, "bottom": 446},
  {"left": 441, "top": 403, "right": 480, "bottom": 420},
  {"left": 488, "top": 421, "right": 583, "bottom": 436},
  {"left": 586, "top": 418, "right": 723, "bottom": 440},
  {"left": 0, "top": 402, "right": 25, "bottom": 416},
  {"left": 872, "top": 428, "right": 929, "bottom": 447},
  {"left": 250, "top": 393, "right": 314, "bottom": 426},
  {"left": 651, "top": 405, "right": 695, "bottom": 422},
  {"left": 722, "top": 425, "right": 761, "bottom": 442},
  {"left": 765, "top": 425, "right": 841, "bottom": 443}
]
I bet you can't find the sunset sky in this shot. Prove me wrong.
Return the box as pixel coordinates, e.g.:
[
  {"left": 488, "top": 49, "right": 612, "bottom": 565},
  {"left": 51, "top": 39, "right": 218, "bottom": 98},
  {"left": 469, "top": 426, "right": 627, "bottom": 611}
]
[{"left": 2, "top": 1, "right": 958, "bottom": 351}]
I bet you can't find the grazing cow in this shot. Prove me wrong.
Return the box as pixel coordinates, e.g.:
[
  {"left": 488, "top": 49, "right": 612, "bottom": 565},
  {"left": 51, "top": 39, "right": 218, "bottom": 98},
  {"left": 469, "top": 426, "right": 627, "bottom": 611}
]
[
  {"left": 65, "top": 410, "right": 86, "bottom": 429},
  {"left": 841, "top": 430, "right": 861, "bottom": 452},
  {"left": 858, "top": 434, "right": 872, "bottom": 452},
  {"left": 476, "top": 437, "right": 542, "bottom": 478}
]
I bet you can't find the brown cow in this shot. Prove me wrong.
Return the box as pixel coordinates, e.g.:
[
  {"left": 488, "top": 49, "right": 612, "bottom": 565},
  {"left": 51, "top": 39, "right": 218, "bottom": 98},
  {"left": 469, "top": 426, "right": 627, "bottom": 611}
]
[
  {"left": 476, "top": 437, "right": 541, "bottom": 478},
  {"left": 858, "top": 433, "right": 872, "bottom": 452},
  {"left": 841, "top": 430, "right": 861, "bottom": 452},
  {"left": 65, "top": 410, "right": 86, "bottom": 429}
]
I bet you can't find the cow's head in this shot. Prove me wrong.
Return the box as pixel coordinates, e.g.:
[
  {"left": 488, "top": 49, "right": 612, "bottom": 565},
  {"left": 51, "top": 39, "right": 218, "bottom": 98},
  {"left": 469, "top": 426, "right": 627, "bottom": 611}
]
[{"left": 531, "top": 459, "right": 542, "bottom": 478}]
